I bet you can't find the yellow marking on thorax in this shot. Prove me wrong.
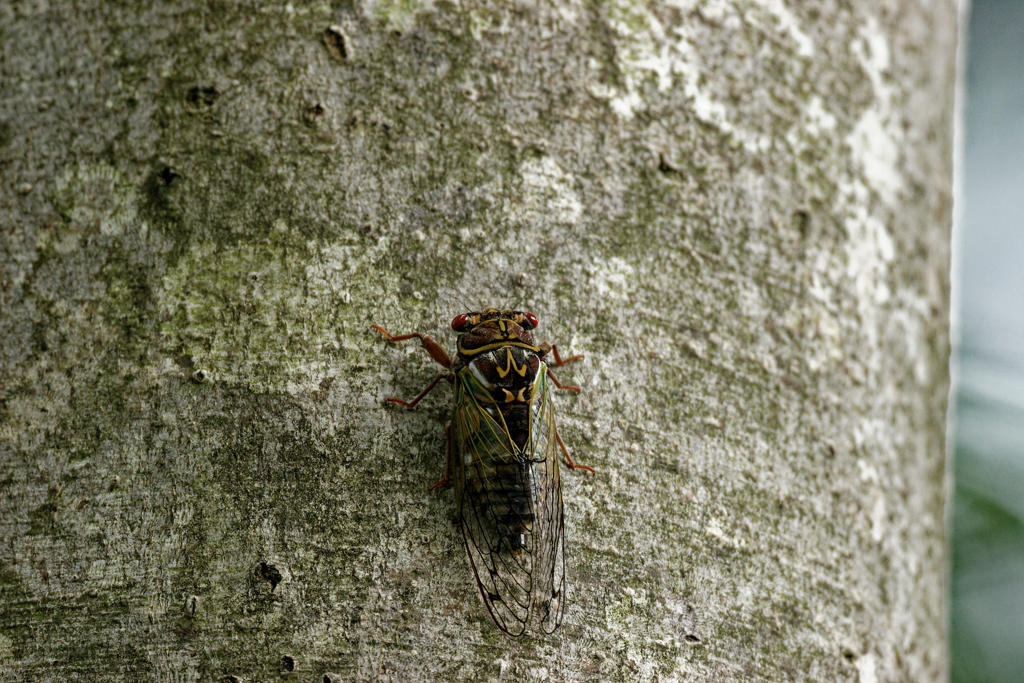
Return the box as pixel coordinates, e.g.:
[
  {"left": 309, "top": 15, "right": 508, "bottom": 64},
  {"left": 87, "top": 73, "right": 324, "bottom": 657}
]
[
  {"left": 500, "top": 387, "right": 530, "bottom": 403},
  {"left": 458, "top": 339, "right": 540, "bottom": 357},
  {"left": 495, "top": 347, "right": 529, "bottom": 379}
]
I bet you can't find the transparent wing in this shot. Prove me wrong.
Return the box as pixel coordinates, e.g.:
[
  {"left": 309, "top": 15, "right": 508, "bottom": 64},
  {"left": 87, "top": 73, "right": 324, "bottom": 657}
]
[
  {"left": 453, "top": 371, "right": 536, "bottom": 636},
  {"left": 451, "top": 367, "right": 567, "bottom": 637},
  {"left": 527, "top": 369, "right": 566, "bottom": 635}
]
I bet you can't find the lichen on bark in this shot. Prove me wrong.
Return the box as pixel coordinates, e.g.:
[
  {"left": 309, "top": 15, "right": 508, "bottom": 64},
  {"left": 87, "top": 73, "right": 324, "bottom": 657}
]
[{"left": 1, "top": 0, "right": 955, "bottom": 680}]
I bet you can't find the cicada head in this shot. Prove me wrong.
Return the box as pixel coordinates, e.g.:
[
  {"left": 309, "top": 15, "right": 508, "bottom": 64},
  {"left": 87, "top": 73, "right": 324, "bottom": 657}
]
[{"left": 452, "top": 308, "right": 539, "bottom": 347}]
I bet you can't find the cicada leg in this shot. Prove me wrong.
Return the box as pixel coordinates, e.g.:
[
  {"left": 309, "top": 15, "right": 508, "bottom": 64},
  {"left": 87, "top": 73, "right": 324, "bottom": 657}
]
[
  {"left": 371, "top": 324, "right": 453, "bottom": 369},
  {"left": 372, "top": 324, "right": 455, "bottom": 408},
  {"left": 546, "top": 368, "right": 581, "bottom": 394},
  {"left": 556, "top": 429, "right": 595, "bottom": 474},
  {"left": 538, "top": 342, "right": 584, "bottom": 368},
  {"left": 427, "top": 423, "right": 453, "bottom": 492}
]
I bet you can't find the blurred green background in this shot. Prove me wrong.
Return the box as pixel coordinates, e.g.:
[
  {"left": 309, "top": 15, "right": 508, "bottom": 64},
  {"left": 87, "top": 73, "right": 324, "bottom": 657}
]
[{"left": 951, "top": 1, "right": 1024, "bottom": 680}]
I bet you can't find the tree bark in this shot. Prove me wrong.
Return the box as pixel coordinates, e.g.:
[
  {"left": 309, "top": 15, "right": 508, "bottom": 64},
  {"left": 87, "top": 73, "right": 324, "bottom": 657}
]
[{"left": 0, "top": 0, "right": 956, "bottom": 681}]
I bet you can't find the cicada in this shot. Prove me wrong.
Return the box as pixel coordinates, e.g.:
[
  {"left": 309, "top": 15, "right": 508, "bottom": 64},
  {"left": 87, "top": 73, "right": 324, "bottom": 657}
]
[{"left": 372, "top": 308, "right": 593, "bottom": 637}]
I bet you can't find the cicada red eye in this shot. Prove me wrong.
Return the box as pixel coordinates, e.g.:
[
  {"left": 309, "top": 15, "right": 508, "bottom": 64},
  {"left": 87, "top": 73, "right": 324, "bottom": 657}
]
[
  {"left": 451, "top": 313, "right": 471, "bottom": 331},
  {"left": 523, "top": 312, "right": 539, "bottom": 329}
]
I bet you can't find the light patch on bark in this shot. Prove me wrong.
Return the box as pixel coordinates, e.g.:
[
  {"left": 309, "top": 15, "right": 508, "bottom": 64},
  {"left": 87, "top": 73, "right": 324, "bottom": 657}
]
[
  {"left": 857, "top": 653, "right": 879, "bottom": 683},
  {"left": 594, "top": 0, "right": 813, "bottom": 154},
  {"left": 51, "top": 162, "right": 141, "bottom": 241},
  {"left": 361, "top": 0, "right": 436, "bottom": 32},
  {"left": 847, "top": 16, "right": 904, "bottom": 206},
  {"left": 511, "top": 156, "right": 583, "bottom": 226}
]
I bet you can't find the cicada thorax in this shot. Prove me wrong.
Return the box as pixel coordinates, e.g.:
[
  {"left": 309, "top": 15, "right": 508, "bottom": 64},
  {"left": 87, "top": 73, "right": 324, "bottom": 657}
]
[{"left": 455, "top": 317, "right": 543, "bottom": 450}]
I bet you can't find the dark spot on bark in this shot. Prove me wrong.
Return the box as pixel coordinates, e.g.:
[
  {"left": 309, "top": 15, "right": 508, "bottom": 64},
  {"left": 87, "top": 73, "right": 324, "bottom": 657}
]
[
  {"left": 0, "top": 121, "right": 11, "bottom": 148},
  {"left": 658, "top": 152, "right": 682, "bottom": 174},
  {"left": 175, "top": 354, "right": 194, "bottom": 368},
  {"left": 281, "top": 655, "right": 295, "bottom": 671},
  {"left": 683, "top": 633, "right": 702, "bottom": 644},
  {"left": 157, "top": 166, "right": 179, "bottom": 186},
  {"left": 224, "top": 676, "right": 242, "bottom": 683},
  {"left": 779, "top": 374, "right": 805, "bottom": 392},
  {"left": 304, "top": 102, "right": 326, "bottom": 126},
  {"left": 794, "top": 210, "right": 811, "bottom": 239},
  {"left": 322, "top": 26, "right": 350, "bottom": 61},
  {"left": 190, "top": 369, "right": 208, "bottom": 384},
  {"left": 187, "top": 595, "right": 198, "bottom": 616},
  {"left": 256, "top": 561, "right": 284, "bottom": 590},
  {"left": 323, "top": 674, "right": 342, "bottom": 683},
  {"left": 511, "top": 271, "right": 532, "bottom": 288},
  {"left": 186, "top": 86, "right": 219, "bottom": 106}
]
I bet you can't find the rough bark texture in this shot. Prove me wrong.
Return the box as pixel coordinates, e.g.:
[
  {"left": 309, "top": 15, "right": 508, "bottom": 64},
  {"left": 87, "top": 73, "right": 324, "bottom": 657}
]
[{"left": 0, "top": 0, "right": 955, "bottom": 681}]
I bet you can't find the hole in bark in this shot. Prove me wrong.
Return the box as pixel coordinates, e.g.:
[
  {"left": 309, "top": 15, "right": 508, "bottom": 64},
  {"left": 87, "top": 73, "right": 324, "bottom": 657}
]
[
  {"left": 322, "top": 26, "right": 349, "bottom": 61},
  {"left": 158, "top": 166, "right": 180, "bottom": 186},
  {"left": 256, "top": 561, "right": 284, "bottom": 590},
  {"left": 281, "top": 655, "right": 295, "bottom": 671},
  {"left": 683, "top": 633, "right": 702, "bottom": 644},
  {"left": 186, "top": 86, "right": 219, "bottom": 106},
  {"left": 191, "top": 369, "right": 207, "bottom": 384},
  {"left": 304, "top": 103, "right": 326, "bottom": 127},
  {"left": 323, "top": 674, "right": 343, "bottom": 683},
  {"left": 658, "top": 152, "right": 682, "bottom": 174},
  {"left": 794, "top": 210, "right": 811, "bottom": 238}
]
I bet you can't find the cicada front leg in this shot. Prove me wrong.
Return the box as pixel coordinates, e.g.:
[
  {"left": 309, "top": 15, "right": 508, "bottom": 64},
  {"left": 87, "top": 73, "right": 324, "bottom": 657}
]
[
  {"left": 371, "top": 324, "right": 453, "bottom": 408},
  {"left": 372, "top": 324, "right": 453, "bottom": 368},
  {"left": 538, "top": 341, "right": 584, "bottom": 393}
]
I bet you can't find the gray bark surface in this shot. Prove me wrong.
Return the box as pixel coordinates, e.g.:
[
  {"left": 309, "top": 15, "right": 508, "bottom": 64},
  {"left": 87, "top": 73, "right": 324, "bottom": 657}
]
[{"left": 0, "top": 0, "right": 955, "bottom": 681}]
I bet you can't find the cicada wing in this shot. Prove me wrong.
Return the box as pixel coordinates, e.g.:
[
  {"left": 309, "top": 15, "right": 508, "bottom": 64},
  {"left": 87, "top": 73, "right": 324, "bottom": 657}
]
[
  {"left": 528, "top": 369, "right": 567, "bottom": 635},
  {"left": 453, "top": 372, "right": 536, "bottom": 637}
]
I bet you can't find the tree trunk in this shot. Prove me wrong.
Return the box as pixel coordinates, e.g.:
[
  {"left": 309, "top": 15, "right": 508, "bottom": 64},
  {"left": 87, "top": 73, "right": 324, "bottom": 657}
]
[{"left": 0, "top": 0, "right": 956, "bottom": 681}]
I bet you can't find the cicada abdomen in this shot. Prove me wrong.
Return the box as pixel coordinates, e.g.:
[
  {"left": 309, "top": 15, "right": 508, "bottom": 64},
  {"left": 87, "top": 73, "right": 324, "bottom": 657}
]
[{"left": 372, "top": 308, "right": 593, "bottom": 637}]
